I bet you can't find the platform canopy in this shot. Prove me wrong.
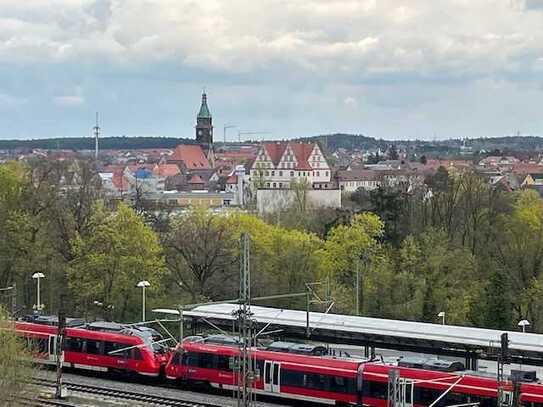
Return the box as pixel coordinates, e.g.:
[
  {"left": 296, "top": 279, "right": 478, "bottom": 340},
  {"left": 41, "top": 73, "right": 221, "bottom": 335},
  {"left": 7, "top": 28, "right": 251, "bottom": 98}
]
[{"left": 180, "top": 303, "right": 543, "bottom": 367}]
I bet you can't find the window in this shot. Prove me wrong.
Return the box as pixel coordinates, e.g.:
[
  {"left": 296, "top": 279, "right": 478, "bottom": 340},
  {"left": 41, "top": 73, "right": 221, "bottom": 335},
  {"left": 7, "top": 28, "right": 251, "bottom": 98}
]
[
  {"left": 104, "top": 341, "right": 129, "bottom": 358},
  {"left": 271, "top": 171, "right": 275, "bottom": 176},
  {"left": 65, "top": 337, "right": 84, "bottom": 353},
  {"left": 317, "top": 171, "right": 320, "bottom": 176},
  {"left": 279, "top": 171, "right": 283, "bottom": 176},
  {"left": 279, "top": 183, "right": 283, "bottom": 188},
  {"left": 272, "top": 183, "right": 276, "bottom": 188},
  {"left": 85, "top": 340, "right": 102, "bottom": 355},
  {"left": 171, "top": 352, "right": 182, "bottom": 366},
  {"left": 265, "top": 171, "right": 269, "bottom": 176},
  {"left": 290, "top": 171, "right": 294, "bottom": 177},
  {"left": 325, "top": 171, "right": 329, "bottom": 176},
  {"left": 363, "top": 380, "right": 387, "bottom": 399},
  {"left": 266, "top": 183, "right": 270, "bottom": 188}
]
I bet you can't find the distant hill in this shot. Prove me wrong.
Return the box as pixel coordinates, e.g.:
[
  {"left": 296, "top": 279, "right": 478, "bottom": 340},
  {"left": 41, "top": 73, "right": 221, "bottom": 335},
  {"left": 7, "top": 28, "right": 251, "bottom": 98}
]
[
  {"left": 0, "top": 136, "right": 193, "bottom": 151},
  {"left": 2, "top": 134, "right": 543, "bottom": 155},
  {"left": 296, "top": 133, "right": 387, "bottom": 152}
]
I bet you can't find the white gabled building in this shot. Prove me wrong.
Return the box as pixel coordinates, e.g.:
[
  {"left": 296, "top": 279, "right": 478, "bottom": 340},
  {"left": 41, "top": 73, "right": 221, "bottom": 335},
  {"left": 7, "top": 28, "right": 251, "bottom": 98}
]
[{"left": 249, "top": 142, "right": 331, "bottom": 189}]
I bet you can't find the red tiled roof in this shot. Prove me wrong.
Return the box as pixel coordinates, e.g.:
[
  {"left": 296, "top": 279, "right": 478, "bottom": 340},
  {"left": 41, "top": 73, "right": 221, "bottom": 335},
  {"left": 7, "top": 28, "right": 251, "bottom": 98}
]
[
  {"left": 170, "top": 145, "right": 211, "bottom": 169},
  {"left": 512, "top": 164, "right": 543, "bottom": 175},
  {"left": 260, "top": 142, "right": 316, "bottom": 170},
  {"left": 153, "top": 164, "right": 180, "bottom": 177},
  {"left": 226, "top": 175, "right": 238, "bottom": 184},
  {"left": 263, "top": 143, "right": 288, "bottom": 166},
  {"left": 289, "top": 143, "right": 314, "bottom": 170}
]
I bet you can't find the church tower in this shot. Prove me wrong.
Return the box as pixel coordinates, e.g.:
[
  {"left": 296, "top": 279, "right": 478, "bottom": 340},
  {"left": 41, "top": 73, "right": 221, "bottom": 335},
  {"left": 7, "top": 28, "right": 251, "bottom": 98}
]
[{"left": 195, "top": 92, "right": 213, "bottom": 145}]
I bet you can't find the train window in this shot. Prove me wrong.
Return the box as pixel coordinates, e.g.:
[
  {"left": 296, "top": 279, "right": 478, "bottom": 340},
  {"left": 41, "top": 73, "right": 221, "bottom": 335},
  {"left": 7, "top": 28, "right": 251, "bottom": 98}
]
[
  {"left": 406, "top": 382, "right": 413, "bottom": 404},
  {"left": 132, "top": 348, "right": 143, "bottom": 361},
  {"left": 217, "top": 355, "right": 231, "bottom": 371},
  {"left": 414, "top": 387, "right": 441, "bottom": 404},
  {"left": 273, "top": 366, "right": 279, "bottom": 385},
  {"left": 198, "top": 353, "right": 215, "bottom": 369},
  {"left": 441, "top": 391, "right": 468, "bottom": 406},
  {"left": 65, "top": 337, "right": 84, "bottom": 352},
  {"left": 281, "top": 369, "right": 305, "bottom": 387},
  {"left": 363, "top": 380, "right": 388, "bottom": 399},
  {"left": 329, "top": 376, "right": 356, "bottom": 394},
  {"left": 304, "top": 373, "right": 327, "bottom": 391},
  {"left": 171, "top": 352, "right": 182, "bottom": 366},
  {"left": 85, "top": 340, "right": 102, "bottom": 355},
  {"left": 184, "top": 352, "right": 199, "bottom": 367},
  {"left": 104, "top": 342, "right": 129, "bottom": 358},
  {"left": 265, "top": 363, "right": 271, "bottom": 383}
]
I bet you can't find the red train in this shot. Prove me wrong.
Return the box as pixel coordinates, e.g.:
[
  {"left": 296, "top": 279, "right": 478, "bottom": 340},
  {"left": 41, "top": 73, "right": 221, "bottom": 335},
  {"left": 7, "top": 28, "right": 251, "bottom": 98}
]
[
  {"left": 16, "top": 319, "right": 170, "bottom": 377},
  {"left": 165, "top": 337, "right": 543, "bottom": 407}
]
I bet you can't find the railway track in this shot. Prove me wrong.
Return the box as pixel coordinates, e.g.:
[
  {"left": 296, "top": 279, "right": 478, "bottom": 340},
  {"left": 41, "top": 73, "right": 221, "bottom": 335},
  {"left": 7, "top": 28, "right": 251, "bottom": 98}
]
[{"left": 32, "top": 378, "right": 225, "bottom": 407}]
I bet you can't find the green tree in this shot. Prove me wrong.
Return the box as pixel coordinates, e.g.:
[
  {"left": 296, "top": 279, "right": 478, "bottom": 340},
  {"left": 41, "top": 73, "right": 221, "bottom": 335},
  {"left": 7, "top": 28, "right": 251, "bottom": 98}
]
[
  {"left": 0, "top": 307, "right": 35, "bottom": 405},
  {"left": 68, "top": 203, "right": 165, "bottom": 321},
  {"left": 317, "top": 213, "right": 384, "bottom": 313},
  {"left": 482, "top": 267, "right": 512, "bottom": 329},
  {"left": 163, "top": 209, "right": 238, "bottom": 303}
]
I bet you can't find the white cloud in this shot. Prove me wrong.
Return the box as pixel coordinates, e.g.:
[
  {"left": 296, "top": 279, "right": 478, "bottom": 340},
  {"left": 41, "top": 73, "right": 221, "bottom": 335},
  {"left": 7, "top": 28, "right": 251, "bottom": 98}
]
[
  {"left": 54, "top": 95, "right": 85, "bottom": 107},
  {"left": 343, "top": 96, "right": 358, "bottom": 109},
  {"left": 0, "top": 0, "right": 540, "bottom": 82}
]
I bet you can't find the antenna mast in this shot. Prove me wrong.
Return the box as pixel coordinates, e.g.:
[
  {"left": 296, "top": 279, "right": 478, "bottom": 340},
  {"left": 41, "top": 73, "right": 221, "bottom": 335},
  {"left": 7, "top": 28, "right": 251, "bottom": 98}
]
[{"left": 93, "top": 112, "right": 100, "bottom": 161}]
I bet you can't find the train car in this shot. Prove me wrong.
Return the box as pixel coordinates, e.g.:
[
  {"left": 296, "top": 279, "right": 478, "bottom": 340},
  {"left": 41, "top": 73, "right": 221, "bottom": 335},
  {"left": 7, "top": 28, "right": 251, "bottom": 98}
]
[
  {"left": 165, "top": 337, "right": 543, "bottom": 407},
  {"left": 16, "top": 321, "right": 169, "bottom": 377},
  {"left": 166, "top": 339, "right": 365, "bottom": 405}
]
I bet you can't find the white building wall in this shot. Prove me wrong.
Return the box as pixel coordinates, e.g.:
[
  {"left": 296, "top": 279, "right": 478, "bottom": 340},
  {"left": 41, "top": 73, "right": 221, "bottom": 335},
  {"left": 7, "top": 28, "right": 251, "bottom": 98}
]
[{"left": 256, "top": 189, "right": 341, "bottom": 214}]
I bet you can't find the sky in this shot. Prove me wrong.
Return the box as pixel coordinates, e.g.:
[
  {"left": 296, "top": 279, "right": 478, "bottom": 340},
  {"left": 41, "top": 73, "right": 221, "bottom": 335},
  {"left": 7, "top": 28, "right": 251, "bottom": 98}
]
[{"left": 0, "top": 0, "right": 543, "bottom": 141}]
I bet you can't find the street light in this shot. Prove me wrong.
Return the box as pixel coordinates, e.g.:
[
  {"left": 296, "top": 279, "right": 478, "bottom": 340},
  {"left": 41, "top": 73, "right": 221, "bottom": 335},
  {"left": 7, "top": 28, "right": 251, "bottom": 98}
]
[
  {"left": 32, "top": 272, "right": 45, "bottom": 312},
  {"left": 438, "top": 311, "right": 446, "bottom": 325},
  {"left": 518, "top": 319, "right": 530, "bottom": 333},
  {"left": 137, "top": 281, "right": 151, "bottom": 322}
]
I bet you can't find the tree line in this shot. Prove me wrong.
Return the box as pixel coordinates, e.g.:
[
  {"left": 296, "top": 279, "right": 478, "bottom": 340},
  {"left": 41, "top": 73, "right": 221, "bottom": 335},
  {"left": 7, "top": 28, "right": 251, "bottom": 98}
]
[{"left": 1, "top": 159, "right": 542, "bottom": 332}]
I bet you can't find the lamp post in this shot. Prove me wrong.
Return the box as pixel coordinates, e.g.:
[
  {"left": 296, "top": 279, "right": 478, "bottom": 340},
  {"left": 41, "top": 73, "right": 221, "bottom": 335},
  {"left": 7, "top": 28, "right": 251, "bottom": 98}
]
[
  {"left": 137, "top": 281, "right": 150, "bottom": 322},
  {"left": 438, "top": 311, "right": 446, "bottom": 325},
  {"left": 518, "top": 319, "right": 530, "bottom": 333},
  {"left": 32, "top": 272, "right": 45, "bottom": 312}
]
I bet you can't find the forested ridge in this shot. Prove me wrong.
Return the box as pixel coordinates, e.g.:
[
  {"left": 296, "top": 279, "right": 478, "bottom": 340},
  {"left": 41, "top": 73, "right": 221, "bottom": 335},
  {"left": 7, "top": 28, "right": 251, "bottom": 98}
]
[{"left": 1, "top": 159, "right": 542, "bottom": 332}]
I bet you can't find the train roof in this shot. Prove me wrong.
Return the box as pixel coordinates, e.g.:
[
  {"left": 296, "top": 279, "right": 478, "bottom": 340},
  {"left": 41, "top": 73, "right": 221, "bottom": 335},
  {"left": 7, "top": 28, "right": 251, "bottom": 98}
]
[
  {"left": 16, "top": 321, "right": 145, "bottom": 344},
  {"left": 266, "top": 341, "right": 327, "bottom": 355},
  {"left": 181, "top": 340, "right": 366, "bottom": 373},
  {"left": 20, "top": 314, "right": 86, "bottom": 327}
]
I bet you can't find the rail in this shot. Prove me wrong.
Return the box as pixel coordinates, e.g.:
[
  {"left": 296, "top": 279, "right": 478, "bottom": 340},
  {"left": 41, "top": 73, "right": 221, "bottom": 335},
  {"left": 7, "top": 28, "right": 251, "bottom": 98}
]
[{"left": 32, "top": 378, "right": 224, "bottom": 407}]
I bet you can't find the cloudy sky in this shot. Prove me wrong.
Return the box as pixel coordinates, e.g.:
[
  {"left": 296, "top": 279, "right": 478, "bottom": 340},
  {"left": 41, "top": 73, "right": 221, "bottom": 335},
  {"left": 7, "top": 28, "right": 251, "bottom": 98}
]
[{"left": 1, "top": 0, "right": 542, "bottom": 140}]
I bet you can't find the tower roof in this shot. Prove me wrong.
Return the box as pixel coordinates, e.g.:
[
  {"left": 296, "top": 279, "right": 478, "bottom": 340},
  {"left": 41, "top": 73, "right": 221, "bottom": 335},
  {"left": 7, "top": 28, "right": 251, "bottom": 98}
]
[{"left": 197, "top": 92, "right": 212, "bottom": 119}]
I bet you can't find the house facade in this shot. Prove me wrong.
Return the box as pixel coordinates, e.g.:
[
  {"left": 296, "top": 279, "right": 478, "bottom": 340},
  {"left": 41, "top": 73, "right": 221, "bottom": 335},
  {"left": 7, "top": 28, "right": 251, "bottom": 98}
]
[{"left": 249, "top": 142, "right": 331, "bottom": 189}]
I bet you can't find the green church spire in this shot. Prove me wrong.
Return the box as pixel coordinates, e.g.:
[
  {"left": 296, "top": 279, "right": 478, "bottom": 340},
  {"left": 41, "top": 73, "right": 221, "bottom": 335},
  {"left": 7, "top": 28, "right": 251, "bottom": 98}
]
[{"left": 198, "top": 92, "right": 212, "bottom": 119}]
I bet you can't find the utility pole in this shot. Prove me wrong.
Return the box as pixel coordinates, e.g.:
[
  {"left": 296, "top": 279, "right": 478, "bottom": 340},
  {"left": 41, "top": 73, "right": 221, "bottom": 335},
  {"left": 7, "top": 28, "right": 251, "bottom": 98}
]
[
  {"left": 93, "top": 112, "right": 100, "bottom": 161},
  {"left": 55, "top": 295, "right": 67, "bottom": 399},
  {"left": 498, "top": 332, "right": 511, "bottom": 407},
  {"left": 11, "top": 283, "right": 16, "bottom": 317},
  {"left": 355, "top": 259, "right": 360, "bottom": 316},
  {"left": 235, "top": 233, "right": 256, "bottom": 407}
]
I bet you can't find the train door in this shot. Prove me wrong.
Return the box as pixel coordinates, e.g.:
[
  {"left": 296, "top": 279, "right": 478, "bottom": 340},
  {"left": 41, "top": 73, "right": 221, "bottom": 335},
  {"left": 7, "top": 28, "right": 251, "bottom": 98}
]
[
  {"left": 400, "top": 378, "right": 414, "bottom": 407},
  {"left": 264, "top": 361, "right": 281, "bottom": 394},
  {"left": 48, "top": 335, "right": 57, "bottom": 363}
]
